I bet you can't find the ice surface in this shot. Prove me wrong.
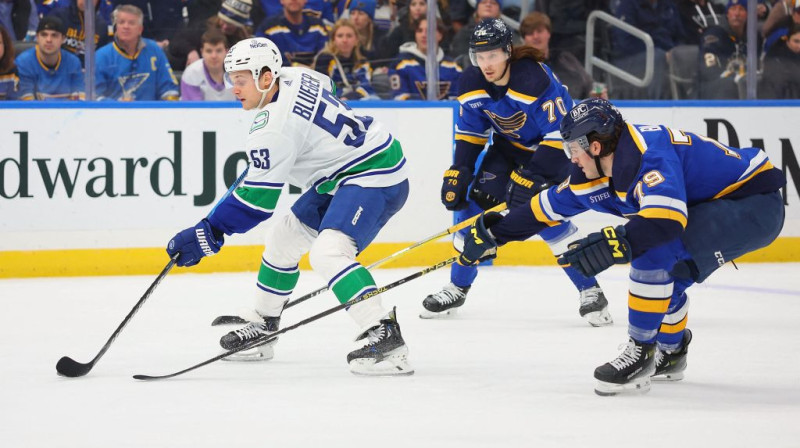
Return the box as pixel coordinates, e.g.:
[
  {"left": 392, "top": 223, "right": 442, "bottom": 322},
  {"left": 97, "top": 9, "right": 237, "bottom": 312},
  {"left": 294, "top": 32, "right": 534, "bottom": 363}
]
[{"left": 1, "top": 264, "right": 799, "bottom": 447}]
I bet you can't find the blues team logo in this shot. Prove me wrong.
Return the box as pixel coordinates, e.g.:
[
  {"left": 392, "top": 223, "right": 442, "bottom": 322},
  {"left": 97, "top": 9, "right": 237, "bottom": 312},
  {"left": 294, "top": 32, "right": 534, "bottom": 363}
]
[{"left": 483, "top": 110, "right": 527, "bottom": 139}]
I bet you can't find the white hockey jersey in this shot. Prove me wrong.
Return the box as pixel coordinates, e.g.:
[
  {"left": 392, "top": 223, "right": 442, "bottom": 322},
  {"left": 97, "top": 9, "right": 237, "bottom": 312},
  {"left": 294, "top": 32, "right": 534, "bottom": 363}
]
[{"left": 209, "top": 67, "right": 409, "bottom": 235}]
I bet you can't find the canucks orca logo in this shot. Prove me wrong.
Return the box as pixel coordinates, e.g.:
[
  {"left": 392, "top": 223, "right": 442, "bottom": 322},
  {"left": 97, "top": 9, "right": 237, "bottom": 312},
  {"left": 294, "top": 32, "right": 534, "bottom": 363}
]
[
  {"left": 117, "top": 73, "right": 150, "bottom": 100},
  {"left": 414, "top": 81, "right": 452, "bottom": 100},
  {"left": 483, "top": 110, "right": 527, "bottom": 139}
]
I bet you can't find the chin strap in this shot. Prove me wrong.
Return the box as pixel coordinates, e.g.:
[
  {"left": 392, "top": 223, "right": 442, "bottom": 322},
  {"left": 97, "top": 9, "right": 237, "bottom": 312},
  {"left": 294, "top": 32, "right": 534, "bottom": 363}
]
[{"left": 594, "top": 155, "right": 605, "bottom": 177}]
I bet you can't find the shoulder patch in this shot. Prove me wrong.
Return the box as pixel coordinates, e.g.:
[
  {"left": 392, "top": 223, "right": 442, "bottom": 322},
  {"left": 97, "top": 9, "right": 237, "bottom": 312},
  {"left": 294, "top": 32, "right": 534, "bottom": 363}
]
[{"left": 250, "top": 111, "right": 269, "bottom": 134}]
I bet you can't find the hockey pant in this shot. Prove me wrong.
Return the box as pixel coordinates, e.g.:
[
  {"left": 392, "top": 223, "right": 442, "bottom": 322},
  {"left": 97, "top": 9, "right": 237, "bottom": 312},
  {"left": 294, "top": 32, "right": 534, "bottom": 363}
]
[
  {"left": 254, "top": 182, "right": 409, "bottom": 331},
  {"left": 627, "top": 191, "right": 784, "bottom": 349}
]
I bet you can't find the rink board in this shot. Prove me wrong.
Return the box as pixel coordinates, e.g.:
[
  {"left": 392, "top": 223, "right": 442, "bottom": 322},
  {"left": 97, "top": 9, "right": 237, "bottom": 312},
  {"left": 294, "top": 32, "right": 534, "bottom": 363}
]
[{"left": 0, "top": 100, "right": 798, "bottom": 277}]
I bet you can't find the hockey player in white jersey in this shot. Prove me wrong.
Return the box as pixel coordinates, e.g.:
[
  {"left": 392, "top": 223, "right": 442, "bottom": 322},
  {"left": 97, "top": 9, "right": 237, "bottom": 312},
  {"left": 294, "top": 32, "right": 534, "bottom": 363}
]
[{"left": 166, "top": 37, "right": 413, "bottom": 376}]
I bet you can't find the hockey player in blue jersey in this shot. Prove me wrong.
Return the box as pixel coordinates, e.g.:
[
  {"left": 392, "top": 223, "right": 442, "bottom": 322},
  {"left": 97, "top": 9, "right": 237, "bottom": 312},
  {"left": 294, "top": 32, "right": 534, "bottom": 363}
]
[
  {"left": 421, "top": 18, "right": 613, "bottom": 326},
  {"left": 459, "top": 98, "right": 786, "bottom": 395},
  {"left": 94, "top": 4, "right": 179, "bottom": 101}
]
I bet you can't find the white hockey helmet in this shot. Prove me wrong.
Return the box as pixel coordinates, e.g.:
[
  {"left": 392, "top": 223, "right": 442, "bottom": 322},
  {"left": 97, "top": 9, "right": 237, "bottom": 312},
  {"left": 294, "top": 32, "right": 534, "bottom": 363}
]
[{"left": 224, "top": 37, "right": 283, "bottom": 93}]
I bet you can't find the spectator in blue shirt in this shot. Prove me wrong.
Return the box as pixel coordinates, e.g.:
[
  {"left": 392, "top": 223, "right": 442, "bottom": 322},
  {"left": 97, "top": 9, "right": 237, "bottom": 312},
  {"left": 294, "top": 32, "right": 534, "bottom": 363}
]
[
  {"left": 95, "top": 4, "right": 179, "bottom": 100},
  {"left": 255, "top": 0, "right": 327, "bottom": 67},
  {"left": 15, "top": 15, "right": 83, "bottom": 100}
]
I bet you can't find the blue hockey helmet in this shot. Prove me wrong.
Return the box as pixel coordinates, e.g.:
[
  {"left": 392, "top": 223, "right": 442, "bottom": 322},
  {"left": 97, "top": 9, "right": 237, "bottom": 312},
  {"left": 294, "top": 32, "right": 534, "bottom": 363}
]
[
  {"left": 469, "top": 18, "right": 513, "bottom": 66},
  {"left": 560, "top": 98, "right": 624, "bottom": 160}
]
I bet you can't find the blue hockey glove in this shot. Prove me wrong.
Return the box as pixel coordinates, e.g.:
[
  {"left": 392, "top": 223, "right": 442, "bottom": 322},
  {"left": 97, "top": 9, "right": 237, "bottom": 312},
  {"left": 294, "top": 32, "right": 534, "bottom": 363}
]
[
  {"left": 441, "top": 165, "right": 473, "bottom": 211},
  {"left": 505, "top": 168, "right": 551, "bottom": 209},
  {"left": 557, "top": 226, "right": 631, "bottom": 278},
  {"left": 167, "top": 219, "right": 224, "bottom": 267},
  {"left": 459, "top": 211, "right": 504, "bottom": 266}
]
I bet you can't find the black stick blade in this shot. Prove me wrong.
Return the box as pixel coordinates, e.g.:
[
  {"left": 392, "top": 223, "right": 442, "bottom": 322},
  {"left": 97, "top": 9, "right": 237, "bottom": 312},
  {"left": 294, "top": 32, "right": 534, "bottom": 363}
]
[{"left": 56, "top": 356, "right": 93, "bottom": 378}]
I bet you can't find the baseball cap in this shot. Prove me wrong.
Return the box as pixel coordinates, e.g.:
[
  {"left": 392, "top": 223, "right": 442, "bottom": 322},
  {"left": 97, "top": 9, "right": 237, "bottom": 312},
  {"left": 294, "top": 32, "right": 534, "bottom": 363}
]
[
  {"left": 726, "top": 0, "right": 748, "bottom": 11},
  {"left": 37, "top": 16, "right": 66, "bottom": 35}
]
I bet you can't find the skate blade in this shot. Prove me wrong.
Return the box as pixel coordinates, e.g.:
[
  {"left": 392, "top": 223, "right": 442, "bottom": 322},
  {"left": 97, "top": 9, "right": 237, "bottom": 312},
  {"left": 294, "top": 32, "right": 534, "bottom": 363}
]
[
  {"left": 652, "top": 371, "right": 684, "bottom": 382},
  {"left": 419, "top": 307, "right": 459, "bottom": 320},
  {"left": 582, "top": 309, "right": 613, "bottom": 327},
  {"left": 594, "top": 377, "right": 652, "bottom": 396},
  {"left": 221, "top": 346, "right": 274, "bottom": 362},
  {"left": 349, "top": 348, "right": 415, "bottom": 376}
]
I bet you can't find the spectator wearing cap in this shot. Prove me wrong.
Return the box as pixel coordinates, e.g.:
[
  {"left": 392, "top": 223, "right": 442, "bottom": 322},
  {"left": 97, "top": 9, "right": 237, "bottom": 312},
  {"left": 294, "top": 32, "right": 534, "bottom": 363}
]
[
  {"left": 449, "top": 0, "right": 510, "bottom": 62},
  {"left": 697, "top": 0, "right": 762, "bottom": 99},
  {"left": 760, "top": 22, "right": 800, "bottom": 99},
  {"left": 255, "top": 0, "right": 328, "bottom": 67},
  {"left": 763, "top": 0, "right": 800, "bottom": 52},
  {"left": 47, "top": 0, "right": 112, "bottom": 66},
  {"left": 167, "top": 0, "right": 254, "bottom": 71},
  {"left": 94, "top": 4, "right": 179, "bottom": 100},
  {"left": 250, "top": 0, "right": 335, "bottom": 28},
  {"left": 520, "top": 11, "right": 598, "bottom": 100},
  {"left": 609, "top": 0, "right": 684, "bottom": 99},
  {"left": 346, "top": 0, "right": 386, "bottom": 63},
  {"left": 0, "top": 24, "right": 19, "bottom": 99},
  {"left": 15, "top": 15, "right": 83, "bottom": 100}
]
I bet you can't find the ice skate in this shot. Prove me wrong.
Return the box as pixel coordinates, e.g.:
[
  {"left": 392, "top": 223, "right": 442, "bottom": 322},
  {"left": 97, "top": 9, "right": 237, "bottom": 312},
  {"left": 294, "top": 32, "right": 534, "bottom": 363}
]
[
  {"left": 594, "top": 337, "right": 656, "bottom": 396},
  {"left": 419, "top": 283, "right": 469, "bottom": 319},
  {"left": 653, "top": 329, "right": 692, "bottom": 381},
  {"left": 579, "top": 286, "right": 613, "bottom": 327},
  {"left": 219, "top": 312, "right": 281, "bottom": 362},
  {"left": 348, "top": 307, "right": 414, "bottom": 376}
]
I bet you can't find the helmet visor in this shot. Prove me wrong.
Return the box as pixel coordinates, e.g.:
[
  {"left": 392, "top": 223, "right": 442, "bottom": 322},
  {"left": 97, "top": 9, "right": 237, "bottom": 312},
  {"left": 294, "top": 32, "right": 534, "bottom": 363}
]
[
  {"left": 469, "top": 47, "right": 509, "bottom": 67},
  {"left": 563, "top": 136, "right": 590, "bottom": 159}
]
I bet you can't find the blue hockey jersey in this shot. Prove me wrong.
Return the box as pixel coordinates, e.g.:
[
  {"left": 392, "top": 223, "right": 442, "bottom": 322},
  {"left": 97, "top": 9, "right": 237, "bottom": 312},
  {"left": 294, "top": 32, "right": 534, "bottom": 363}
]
[
  {"left": 94, "top": 38, "right": 179, "bottom": 101},
  {"left": 256, "top": 14, "right": 328, "bottom": 67},
  {"left": 454, "top": 57, "right": 573, "bottom": 169},
  {"left": 491, "top": 123, "right": 786, "bottom": 256},
  {"left": 15, "top": 47, "right": 84, "bottom": 100},
  {"left": 388, "top": 42, "right": 461, "bottom": 100}
]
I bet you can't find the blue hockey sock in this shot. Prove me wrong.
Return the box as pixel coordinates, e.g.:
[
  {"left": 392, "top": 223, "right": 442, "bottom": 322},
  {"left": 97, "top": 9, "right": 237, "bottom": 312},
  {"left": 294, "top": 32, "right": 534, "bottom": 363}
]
[
  {"left": 450, "top": 261, "right": 478, "bottom": 288},
  {"left": 561, "top": 265, "right": 599, "bottom": 291}
]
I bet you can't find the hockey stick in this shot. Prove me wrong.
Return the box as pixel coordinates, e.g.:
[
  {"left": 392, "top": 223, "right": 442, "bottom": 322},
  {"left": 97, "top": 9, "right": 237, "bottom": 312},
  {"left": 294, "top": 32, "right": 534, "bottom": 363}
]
[
  {"left": 210, "top": 202, "right": 507, "bottom": 325},
  {"left": 134, "top": 256, "right": 458, "bottom": 381},
  {"left": 55, "top": 167, "right": 250, "bottom": 378}
]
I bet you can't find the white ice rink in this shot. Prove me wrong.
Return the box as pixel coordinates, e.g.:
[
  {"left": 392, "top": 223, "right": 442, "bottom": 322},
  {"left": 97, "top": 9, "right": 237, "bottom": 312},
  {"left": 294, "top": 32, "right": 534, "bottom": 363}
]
[{"left": 2, "top": 263, "right": 799, "bottom": 447}]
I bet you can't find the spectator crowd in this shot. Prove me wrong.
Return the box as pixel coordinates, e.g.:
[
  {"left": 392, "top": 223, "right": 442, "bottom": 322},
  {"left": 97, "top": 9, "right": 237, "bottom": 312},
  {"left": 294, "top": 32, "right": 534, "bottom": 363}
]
[{"left": 0, "top": 0, "right": 798, "bottom": 102}]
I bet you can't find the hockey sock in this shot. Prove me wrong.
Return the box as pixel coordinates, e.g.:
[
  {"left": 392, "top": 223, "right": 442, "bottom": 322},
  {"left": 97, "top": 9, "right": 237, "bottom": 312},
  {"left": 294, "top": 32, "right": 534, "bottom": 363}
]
[
  {"left": 561, "top": 264, "right": 599, "bottom": 291},
  {"left": 329, "top": 263, "right": 386, "bottom": 328},
  {"left": 656, "top": 285, "right": 691, "bottom": 351},
  {"left": 450, "top": 261, "right": 478, "bottom": 288},
  {"left": 255, "top": 257, "right": 300, "bottom": 316}
]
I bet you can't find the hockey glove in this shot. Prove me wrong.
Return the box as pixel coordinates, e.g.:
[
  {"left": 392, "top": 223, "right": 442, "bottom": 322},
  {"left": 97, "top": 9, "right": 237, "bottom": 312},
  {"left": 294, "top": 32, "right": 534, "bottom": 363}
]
[
  {"left": 459, "top": 211, "right": 504, "bottom": 266},
  {"left": 441, "top": 165, "right": 473, "bottom": 211},
  {"left": 557, "top": 226, "right": 631, "bottom": 278},
  {"left": 505, "top": 168, "right": 551, "bottom": 209},
  {"left": 167, "top": 219, "right": 225, "bottom": 267}
]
